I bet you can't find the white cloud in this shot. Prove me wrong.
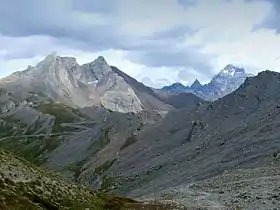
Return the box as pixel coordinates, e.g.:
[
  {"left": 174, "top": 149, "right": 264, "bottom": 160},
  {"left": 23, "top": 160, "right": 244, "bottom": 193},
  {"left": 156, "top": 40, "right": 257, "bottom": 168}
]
[
  {"left": 0, "top": 0, "right": 280, "bottom": 88},
  {"left": 204, "top": 28, "right": 280, "bottom": 73},
  {"left": 0, "top": 57, "right": 43, "bottom": 78}
]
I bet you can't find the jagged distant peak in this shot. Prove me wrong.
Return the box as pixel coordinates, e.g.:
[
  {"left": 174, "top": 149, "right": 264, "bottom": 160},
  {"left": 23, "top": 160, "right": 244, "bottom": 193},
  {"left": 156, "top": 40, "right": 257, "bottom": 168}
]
[
  {"left": 39, "top": 51, "right": 57, "bottom": 63},
  {"left": 88, "top": 56, "right": 108, "bottom": 65},
  {"left": 33, "top": 53, "right": 79, "bottom": 73},
  {"left": 47, "top": 52, "right": 79, "bottom": 64},
  {"left": 224, "top": 64, "right": 236, "bottom": 69},
  {"left": 47, "top": 51, "right": 57, "bottom": 58},
  {"left": 191, "top": 79, "right": 201, "bottom": 87},
  {"left": 170, "top": 82, "right": 185, "bottom": 87},
  {"left": 96, "top": 56, "right": 106, "bottom": 61},
  {"left": 219, "top": 64, "right": 245, "bottom": 76},
  {"left": 223, "top": 64, "right": 243, "bottom": 70},
  {"left": 162, "top": 82, "right": 187, "bottom": 90},
  {"left": 190, "top": 79, "right": 202, "bottom": 91}
]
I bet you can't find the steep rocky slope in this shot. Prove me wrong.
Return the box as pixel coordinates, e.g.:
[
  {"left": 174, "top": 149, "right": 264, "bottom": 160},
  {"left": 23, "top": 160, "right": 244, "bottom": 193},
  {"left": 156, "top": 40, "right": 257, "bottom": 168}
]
[
  {"left": 111, "top": 66, "right": 173, "bottom": 112},
  {"left": 0, "top": 150, "right": 127, "bottom": 209},
  {"left": 0, "top": 86, "right": 165, "bottom": 189},
  {"left": 0, "top": 93, "right": 183, "bottom": 209},
  {"left": 88, "top": 70, "right": 280, "bottom": 209},
  {"left": 1, "top": 150, "right": 188, "bottom": 210},
  {"left": 0, "top": 53, "right": 172, "bottom": 113}
]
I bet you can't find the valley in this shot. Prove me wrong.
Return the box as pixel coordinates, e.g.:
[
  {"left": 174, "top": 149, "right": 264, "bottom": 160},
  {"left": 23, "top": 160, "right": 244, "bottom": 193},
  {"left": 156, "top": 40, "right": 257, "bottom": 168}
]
[{"left": 1, "top": 54, "right": 280, "bottom": 209}]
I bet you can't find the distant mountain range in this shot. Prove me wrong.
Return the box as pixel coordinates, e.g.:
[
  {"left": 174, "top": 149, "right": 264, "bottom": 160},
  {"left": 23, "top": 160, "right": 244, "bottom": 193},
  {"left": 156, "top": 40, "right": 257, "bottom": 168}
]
[
  {"left": 162, "top": 64, "right": 254, "bottom": 101},
  {"left": 0, "top": 54, "right": 255, "bottom": 113}
]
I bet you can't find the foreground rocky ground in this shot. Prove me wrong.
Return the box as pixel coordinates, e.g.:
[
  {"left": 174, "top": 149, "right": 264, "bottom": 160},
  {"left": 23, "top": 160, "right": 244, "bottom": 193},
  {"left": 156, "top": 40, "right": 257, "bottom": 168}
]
[
  {"left": 146, "top": 165, "right": 280, "bottom": 209},
  {"left": 2, "top": 148, "right": 280, "bottom": 209},
  {"left": 1, "top": 150, "right": 205, "bottom": 210}
]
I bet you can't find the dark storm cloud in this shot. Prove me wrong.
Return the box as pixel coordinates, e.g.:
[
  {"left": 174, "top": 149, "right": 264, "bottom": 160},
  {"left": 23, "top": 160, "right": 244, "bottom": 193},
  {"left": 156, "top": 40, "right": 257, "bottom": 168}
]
[
  {"left": 262, "top": 0, "right": 280, "bottom": 32},
  {"left": 0, "top": 0, "right": 213, "bottom": 73},
  {"left": 135, "top": 24, "right": 212, "bottom": 73},
  {"left": 127, "top": 40, "right": 214, "bottom": 76},
  {"left": 128, "top": 49, "right": 211, "bottom": 69},
  {"left": 0, "top": 0, "right": 125, "bottom": 51}
]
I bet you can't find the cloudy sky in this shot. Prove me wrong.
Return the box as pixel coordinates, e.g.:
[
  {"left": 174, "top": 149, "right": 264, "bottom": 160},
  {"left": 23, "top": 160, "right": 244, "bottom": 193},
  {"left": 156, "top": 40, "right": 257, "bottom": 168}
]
[{"left": 0, "top": 0, "right": 280, "bottom": 88}]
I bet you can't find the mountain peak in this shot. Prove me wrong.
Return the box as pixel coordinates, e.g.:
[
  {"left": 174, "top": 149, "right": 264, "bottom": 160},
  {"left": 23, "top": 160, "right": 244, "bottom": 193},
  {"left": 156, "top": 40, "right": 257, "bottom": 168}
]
[
  {"left": 97, "top": 56, "right": 106, "bottom": 61},
  {"left": 190, "top": 79, "right": 202, "bottom": 91},
  {"left": 167, "top": 82, "right": 186, "bottom": 89},
  {"left": 191, "top": 79, "right": 201, "bottom": 87},
  {"left": 162, "top": 82, "right": 192, "bottom": 93},
  {"left": 224, "top": 64, "right": 236, "bottom": 69},
  {"left": 44, "top": 51, "right": 58, "bottom": 62},
  {"left": 56, "top": 56, "right": 77, "bottom": 64},
  {"left": 220, "top": 64, "right": 245, "bottom": 77},
  {"left": 47, "top": 51, "right": 57, "bottom": 58},
  {"left": 172, "top": 82, "right": 184, "bottom": 86},
  {"left": 92, "top": 56, "right": 108, "bottom": 65},
  {"left": 34, "top": 52, "right": 58, "bottom": 69}
]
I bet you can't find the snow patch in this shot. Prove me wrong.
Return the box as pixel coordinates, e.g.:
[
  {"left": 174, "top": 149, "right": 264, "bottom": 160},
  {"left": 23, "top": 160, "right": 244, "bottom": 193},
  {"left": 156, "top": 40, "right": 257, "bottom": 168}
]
[{"left": 88, "top": 80, "right": 98, "bottom": 85}]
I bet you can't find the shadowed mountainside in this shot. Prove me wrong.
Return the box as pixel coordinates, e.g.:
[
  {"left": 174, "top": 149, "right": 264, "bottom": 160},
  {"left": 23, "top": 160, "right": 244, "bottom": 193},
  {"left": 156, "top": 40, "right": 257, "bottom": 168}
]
[{"left": 85, "top": 70, "right": 280, "bottom": 209}]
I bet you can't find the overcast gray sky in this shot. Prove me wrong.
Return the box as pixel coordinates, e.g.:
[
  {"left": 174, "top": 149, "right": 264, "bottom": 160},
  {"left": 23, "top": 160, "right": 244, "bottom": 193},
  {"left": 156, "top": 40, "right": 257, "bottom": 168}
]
[{"left": 0, "top": 0, "right": 280, "bottom": 87}]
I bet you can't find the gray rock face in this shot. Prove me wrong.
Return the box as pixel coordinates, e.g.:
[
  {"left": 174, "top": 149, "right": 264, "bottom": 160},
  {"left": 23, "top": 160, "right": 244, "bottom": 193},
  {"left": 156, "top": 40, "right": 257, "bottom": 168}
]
[
  {"left": 208, "top": 64, "right": 247, "bottom": 99},
  {"left": 161, "top": 64, "right": 253, "bottom": 101},
  {"left": 0, "top": 89, "right": 28, "bottom": 114},
  {"left": 111, "top": 66, "right": 174, "bottom": 112},
  {"left": 0, "top": 54, "right": 148, "bottom": 113},
  {"left": 0, "top": 89, "right": 16, "bottom": 114},
  {"left": 97, "top": 72, "right": 144, "bottom": 113},
  {"left": 74, "top": 56, "right": 112, "bottom": 84}
]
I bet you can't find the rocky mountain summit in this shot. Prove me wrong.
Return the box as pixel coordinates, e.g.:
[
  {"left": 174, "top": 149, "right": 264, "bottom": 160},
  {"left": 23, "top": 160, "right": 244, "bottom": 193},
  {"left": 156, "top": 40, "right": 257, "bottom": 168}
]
[
  {"left": 0, "top": 53, "right": 172, "bottom": 113},
  {"left": 162, "top": 64, "right": 254, "bottom": 101}
]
